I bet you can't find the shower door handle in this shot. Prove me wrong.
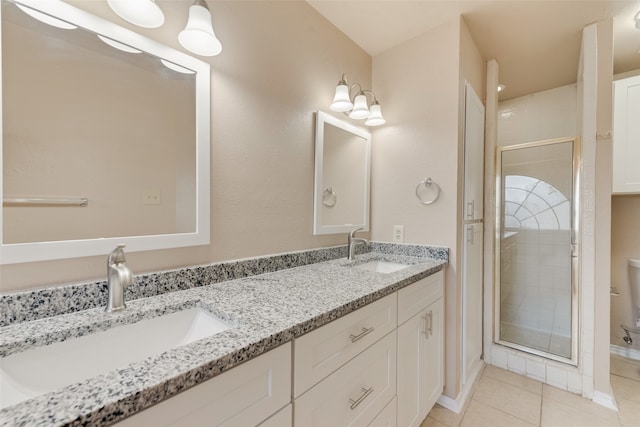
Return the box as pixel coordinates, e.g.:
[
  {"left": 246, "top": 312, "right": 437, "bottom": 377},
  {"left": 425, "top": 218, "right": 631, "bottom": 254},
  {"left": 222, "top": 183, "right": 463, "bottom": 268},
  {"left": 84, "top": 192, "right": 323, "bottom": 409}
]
[{"left": 570, "top": 242, "right": 578, "bottom": 258}]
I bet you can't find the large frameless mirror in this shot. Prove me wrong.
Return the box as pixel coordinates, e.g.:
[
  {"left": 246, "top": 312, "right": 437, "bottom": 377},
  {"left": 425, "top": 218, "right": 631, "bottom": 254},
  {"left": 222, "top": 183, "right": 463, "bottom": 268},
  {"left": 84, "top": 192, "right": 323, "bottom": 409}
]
[
  {"left": 1, "top": 0, "right": 211, "bottom": 264},
  {"left": 495, "top": 137, "right": 580, "bottom": 365},
  {"left": 313, "top": 111, "right": 371, "bottom": 235}
]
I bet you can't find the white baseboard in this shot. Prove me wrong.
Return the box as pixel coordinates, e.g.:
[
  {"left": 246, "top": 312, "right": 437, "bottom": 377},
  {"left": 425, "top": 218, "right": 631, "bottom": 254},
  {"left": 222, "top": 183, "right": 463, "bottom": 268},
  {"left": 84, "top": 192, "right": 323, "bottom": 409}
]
[
  {"left": 437, "top": 361, "right": 484, "bottom": 414},
  {"left": 592, "top": 390, "right": 618, "bottom": 412},
  {"left": 610, "top": 344, "right": 640, "bottom": 360}
]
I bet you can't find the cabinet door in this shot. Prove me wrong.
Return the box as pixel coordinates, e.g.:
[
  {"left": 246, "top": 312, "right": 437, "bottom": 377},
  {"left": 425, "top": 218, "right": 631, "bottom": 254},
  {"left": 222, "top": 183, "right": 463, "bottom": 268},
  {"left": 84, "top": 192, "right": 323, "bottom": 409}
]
[
  {"left": 462, "top": 222, "right": 483, "bottom": 384},
  {"left": 423, "top": 298, "right": 444, "bottom": 413},
  {"left": 613, "top": 75, "right": 640, "bottom": 194},
  {"left": 397, "top": 299, "right": 444, "bottom": 427},
  {"left": 463, "top": 82, "right": 485, "bottom": 220},
  {"left": 397, "top": 307, "right": 427, "bottom": 427}
]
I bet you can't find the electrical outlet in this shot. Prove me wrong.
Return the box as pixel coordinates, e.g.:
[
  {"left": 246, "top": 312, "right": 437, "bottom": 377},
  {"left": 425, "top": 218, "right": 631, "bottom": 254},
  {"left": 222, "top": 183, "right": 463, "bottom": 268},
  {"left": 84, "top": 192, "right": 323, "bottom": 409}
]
[
  {"left": 143, "top": 190, "right": 161, "bottom": 205},
  {"left": 393, "top": 225, "right": 404, "bottom": 243}
]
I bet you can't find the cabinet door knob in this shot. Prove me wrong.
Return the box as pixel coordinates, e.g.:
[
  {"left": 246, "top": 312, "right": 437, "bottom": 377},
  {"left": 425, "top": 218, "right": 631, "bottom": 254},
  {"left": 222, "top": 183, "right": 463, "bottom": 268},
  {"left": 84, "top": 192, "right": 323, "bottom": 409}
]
[
  {"left": 348, "top": 387, "right": 374, "bottom": 410},
  {"left": 349, "top": 326, "right": 374, "bottom": 343}
]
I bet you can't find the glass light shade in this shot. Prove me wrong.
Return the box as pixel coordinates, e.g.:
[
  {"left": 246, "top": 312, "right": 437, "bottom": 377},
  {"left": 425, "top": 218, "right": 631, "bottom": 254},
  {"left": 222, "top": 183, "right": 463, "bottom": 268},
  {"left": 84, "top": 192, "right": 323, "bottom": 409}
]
[
  {"left": 97, "top": 35, "right": 141, "bottom": 53},
  {"left": 161, "top": 59, "right": 196, "bottom": 74},
  {"left": 365, "top": 103, "right": 385, "bottom": 126},
  {"left": 349, "top": 94, "right": 370, "bottom": 119},
  {"left": 107, "top": 0, "right": 164, "bottom": 28},
  {"left": 16, "top": 4, "right": 77, "bottom": 30},
  {"left": 330, "top": 84, "right": 353, "bottom": 112},
  {"left": 179, "top": 3, "right": 222, "bottom": 57}
]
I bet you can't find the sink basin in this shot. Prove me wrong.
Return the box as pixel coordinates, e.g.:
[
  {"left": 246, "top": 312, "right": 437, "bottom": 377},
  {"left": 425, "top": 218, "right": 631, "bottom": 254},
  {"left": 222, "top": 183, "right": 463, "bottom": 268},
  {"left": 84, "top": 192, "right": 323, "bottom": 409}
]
[
  {"left": 354, "top": 261, "right": 410, "bottom": 274},
  {"left": 0, "top": 307, "right": 232, "bottom": 409}
]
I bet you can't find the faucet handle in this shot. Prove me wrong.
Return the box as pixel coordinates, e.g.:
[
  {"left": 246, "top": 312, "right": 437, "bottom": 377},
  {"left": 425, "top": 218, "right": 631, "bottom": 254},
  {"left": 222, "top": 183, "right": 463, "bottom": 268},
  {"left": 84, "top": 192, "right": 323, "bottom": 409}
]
[
  {"left": 108, "top": 244, "right": 127, "bottom": 264},
  {"left": 349, "top": 227, "right": 364, "bottom": 238}
]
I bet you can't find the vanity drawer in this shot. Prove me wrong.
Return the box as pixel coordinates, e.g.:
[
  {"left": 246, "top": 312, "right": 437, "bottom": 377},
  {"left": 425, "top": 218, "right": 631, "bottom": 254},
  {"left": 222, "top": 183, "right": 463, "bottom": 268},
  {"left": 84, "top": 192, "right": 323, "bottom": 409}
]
[
  {"left": 115, "top": 343, "right": 291, "bottom": 427},
  {"left": 398, "top": 271, "right": 444, "bottom": 325},
  {"left": 368, "top": 397, "right": 397, "bottom": 427},
  {"left": 294, "top": 330, "right": 396, "bottom": 427},
  {"left": 293, "top": 293, "right": 397, "bottom": 397}
]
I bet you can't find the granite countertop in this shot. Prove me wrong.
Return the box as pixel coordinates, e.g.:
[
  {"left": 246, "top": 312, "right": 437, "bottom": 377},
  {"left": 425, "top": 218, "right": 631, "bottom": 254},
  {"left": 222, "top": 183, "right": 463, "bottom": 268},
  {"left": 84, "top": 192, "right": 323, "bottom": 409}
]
[{"left": 0, "top": 250, "right": 446, "bottom": 427}]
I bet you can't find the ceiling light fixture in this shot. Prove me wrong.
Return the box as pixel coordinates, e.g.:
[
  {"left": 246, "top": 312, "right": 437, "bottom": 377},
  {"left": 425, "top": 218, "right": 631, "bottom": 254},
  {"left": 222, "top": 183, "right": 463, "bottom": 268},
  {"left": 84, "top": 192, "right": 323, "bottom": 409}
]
[
  {"left": 497, "top": 84, "right": 506, "bottom": 93},
  {"left": 329, "top": 74, "right": 386, "bottom": 126},
  {"left": 178, "top": 0, "right": 222, "bottom": 57}
]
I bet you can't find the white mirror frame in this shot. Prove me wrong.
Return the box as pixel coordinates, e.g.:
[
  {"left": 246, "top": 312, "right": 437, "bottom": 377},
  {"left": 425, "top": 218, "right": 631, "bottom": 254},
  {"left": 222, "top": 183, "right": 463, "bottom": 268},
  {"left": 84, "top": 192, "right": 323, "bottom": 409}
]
[
  {"left": 313, "top": 111, "right": 371, "bottom": 235},
  {"left": 0, "top": 0, "right": 210, "bottom": 264}
]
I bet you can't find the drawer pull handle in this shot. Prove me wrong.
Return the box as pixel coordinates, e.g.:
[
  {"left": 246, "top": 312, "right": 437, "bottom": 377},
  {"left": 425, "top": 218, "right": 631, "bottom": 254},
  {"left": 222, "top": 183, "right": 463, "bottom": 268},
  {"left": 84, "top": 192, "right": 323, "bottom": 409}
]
[
  {"left": 350, "top": 327, "right": 374, "bottom": 343},
  {"left": 421, "top": 314, "right": 428, "bottom": 338},
  {"left": 427, "top": 311, "right": 433, "bottom": 338},
  {"left": 348, "top": 387, "right": 374, "bottom": 410}
]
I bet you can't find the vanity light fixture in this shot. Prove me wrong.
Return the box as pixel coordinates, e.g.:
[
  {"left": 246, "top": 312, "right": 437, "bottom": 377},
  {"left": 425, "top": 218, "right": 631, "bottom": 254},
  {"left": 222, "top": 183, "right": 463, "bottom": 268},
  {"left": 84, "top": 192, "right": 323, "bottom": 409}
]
[
  {"left": 329, "top": 74, "right": 385, "bottom": 126},
  {"left": 161, "top": 59, "right": 196, "bottom": 74},
  {"left": 15, "top": 3, "right": 77, "bottom": 30},
  {"left": 107, "top": 0, "right": 165, "bottom": 29},
  {"left": 178, "top": 0, "right": 222, "bottom": 57},
  {"left": 97, "top": 35, "right": 142, "bottom": 54}
]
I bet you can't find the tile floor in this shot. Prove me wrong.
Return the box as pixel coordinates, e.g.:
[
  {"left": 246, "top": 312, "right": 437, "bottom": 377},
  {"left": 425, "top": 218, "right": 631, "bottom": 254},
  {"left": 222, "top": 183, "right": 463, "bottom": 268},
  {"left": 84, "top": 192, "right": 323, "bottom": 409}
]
[{"left": 421, "top": 360, "right": 640, "bottom": 427}]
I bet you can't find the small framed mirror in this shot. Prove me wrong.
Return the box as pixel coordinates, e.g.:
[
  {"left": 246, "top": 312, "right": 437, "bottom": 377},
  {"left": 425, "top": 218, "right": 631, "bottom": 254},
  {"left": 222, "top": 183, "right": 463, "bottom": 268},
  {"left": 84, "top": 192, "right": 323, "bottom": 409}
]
[
  {"left": 1, "top": 0, "right": 211, "bottom": 264},
  {"left": 313, "top": 111, "right": 371, "bottom": 235}
]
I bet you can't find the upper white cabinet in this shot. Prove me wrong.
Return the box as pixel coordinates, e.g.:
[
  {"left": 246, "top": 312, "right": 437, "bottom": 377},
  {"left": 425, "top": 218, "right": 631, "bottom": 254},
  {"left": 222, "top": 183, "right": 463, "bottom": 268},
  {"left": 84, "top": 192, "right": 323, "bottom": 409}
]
[
  {"left": 613, "top": 74, "right": 640, "bottom": 194},
  {"left": 463, "top": 82, "right": 485, "bottom": 220}
]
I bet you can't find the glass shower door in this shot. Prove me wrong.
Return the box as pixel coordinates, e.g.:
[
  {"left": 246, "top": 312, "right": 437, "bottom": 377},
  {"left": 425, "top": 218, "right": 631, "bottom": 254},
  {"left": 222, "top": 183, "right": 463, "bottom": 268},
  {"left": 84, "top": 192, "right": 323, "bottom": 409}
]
[{"left": 495, "top": 137, "right": 580, "bottom": 364}]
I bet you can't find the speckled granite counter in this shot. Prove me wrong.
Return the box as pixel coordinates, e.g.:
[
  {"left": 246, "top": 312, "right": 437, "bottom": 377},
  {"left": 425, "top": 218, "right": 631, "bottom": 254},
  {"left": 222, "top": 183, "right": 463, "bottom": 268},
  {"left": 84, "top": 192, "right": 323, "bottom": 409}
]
[{"left": 0, "top": 245, "right": 447, "bottom": 427}]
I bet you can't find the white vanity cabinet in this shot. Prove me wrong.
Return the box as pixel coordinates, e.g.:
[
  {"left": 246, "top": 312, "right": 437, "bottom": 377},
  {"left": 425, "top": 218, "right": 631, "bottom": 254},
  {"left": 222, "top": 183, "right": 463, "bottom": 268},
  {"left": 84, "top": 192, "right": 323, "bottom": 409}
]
[
  {"left": 396, "top": 271, "right": 445, "bottom": 427},
  {"left": 114, "top": 342, "right": 291, "bottom": 427},
  {"left": 112, "top": 270, "right": 445, "bottom": 427},
  {"left": 613, "top": 74, "right": 640, "bottom": 194}
]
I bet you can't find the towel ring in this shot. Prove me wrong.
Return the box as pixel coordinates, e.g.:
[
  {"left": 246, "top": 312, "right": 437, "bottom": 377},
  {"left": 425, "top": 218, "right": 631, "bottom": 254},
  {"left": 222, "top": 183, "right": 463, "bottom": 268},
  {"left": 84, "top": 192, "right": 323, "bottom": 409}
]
[
  {"left": 415, "top": 178, "right": 440, "bottom": 205},
  {"left": 322, "top": 187, "right": 337, "bottom": 207}
]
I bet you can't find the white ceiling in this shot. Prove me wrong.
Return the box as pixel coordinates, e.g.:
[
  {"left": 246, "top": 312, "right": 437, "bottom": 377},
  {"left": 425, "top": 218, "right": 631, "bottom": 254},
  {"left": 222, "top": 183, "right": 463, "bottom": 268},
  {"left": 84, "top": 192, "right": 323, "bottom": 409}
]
[{"left": 307, "top": 0, "right": 640, "bottom": 100}]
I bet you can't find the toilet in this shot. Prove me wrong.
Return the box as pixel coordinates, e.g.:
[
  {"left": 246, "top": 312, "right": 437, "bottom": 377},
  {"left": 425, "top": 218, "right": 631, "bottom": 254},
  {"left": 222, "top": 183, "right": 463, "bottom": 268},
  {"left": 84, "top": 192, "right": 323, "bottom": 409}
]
[{"left": 630, "top": 259, "right": 640, "bottom": 326}]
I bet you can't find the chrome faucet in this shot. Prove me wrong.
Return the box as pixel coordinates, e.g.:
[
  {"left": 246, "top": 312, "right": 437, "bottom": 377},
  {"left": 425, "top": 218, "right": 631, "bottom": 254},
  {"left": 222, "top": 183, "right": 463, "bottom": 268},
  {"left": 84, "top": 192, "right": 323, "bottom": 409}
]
[
  {"left": 347, "top": 227, "right": 369, "bottom": 261},
  {"left": 106, "top": 245, "right": 133, "bottom": 313}
]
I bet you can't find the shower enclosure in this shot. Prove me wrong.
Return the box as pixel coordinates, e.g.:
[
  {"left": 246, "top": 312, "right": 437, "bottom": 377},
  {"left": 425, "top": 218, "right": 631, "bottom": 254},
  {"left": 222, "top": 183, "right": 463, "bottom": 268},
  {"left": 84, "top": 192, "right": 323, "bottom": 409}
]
[{"left": 495, "top": 137, "right": 580, "bottom": 364}]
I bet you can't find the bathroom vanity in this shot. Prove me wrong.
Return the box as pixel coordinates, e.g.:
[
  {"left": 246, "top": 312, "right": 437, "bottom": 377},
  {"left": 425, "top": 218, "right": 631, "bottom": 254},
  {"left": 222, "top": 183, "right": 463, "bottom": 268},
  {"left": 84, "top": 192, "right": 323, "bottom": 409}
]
[{"left": 0, "top": 245, "right": 446, "bottom": 426}]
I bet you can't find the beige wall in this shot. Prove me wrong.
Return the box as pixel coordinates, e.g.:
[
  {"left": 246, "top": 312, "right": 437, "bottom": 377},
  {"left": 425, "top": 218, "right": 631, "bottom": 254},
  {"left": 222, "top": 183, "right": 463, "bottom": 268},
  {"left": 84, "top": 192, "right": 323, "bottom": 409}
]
[
  {"left": 371, "top": 16, "right": 484, "bottom": 399},
  {"left": 610, "top": 195, "right": 640, "bottom": 352},
  {"left": 1, "top": 0, "right": 371, "bottom": 291}
]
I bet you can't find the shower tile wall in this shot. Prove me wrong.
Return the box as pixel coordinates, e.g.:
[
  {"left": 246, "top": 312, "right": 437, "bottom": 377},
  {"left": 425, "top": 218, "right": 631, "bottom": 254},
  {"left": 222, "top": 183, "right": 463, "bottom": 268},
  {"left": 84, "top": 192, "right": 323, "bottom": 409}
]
[{"left": 498, "top": 84, "right": 577, "bottom": 146}]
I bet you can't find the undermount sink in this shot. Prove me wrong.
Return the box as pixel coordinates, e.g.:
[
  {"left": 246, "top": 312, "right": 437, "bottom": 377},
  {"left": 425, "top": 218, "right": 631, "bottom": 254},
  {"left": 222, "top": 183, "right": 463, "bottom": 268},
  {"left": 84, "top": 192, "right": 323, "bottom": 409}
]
[
  {"left": 0, "top": 307, "right": 232, "bottom": 409},
  {"left": 354, "top": 260, "right": 410, "bottom": 274}
]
